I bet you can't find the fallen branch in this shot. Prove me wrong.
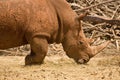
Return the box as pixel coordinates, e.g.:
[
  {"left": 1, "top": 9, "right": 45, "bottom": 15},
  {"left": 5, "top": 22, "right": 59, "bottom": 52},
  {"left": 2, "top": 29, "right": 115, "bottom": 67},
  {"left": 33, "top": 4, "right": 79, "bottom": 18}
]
[
  {"left": 0, "top": 50, "right": 15, "bottom": 55},
  {"left": 111, "top": 5, "right": 120, "bottom": 19},
  {"left": 82, "top": 15, "right": 120, "bottom": 26},
  {"left": 116, "top": 40, "right": 119, "bottom": 51}
]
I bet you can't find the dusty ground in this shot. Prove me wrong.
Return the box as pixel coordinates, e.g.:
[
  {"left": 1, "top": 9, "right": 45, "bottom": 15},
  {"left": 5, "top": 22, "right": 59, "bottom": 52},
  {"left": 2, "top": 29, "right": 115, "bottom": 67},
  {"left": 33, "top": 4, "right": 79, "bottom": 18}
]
[{"left": 0, "top": 43, "right": 120, "bottom": 80}]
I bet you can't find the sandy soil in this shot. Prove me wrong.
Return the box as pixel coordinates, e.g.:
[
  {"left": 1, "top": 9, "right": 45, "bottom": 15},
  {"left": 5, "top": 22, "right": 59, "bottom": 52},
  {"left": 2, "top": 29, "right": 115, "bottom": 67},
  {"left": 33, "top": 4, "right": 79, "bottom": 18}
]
[{"left": 0, "top": 46, "right": 120, "bottom": 80}]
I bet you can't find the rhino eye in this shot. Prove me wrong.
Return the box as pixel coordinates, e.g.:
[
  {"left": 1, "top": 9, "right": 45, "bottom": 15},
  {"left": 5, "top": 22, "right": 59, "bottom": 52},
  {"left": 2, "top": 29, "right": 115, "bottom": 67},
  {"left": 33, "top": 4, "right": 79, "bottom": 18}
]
[{"left": 79, "top": 41, "right": 83, "bottom": 45}]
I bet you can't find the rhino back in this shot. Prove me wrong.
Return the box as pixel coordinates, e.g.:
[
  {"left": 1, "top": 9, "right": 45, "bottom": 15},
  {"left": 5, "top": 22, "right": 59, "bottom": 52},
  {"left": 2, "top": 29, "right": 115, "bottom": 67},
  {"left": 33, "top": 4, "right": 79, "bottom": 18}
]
[{"left": 0, "top": 0, "right": 59, "bottom": 49}]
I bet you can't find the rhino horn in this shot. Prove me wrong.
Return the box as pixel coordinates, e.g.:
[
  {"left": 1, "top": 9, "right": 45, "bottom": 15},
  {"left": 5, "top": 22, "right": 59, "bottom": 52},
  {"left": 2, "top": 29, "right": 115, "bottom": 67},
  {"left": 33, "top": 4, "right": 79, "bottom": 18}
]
[{"left": 90, "top": 41, "right": 110, "bottom": 57}]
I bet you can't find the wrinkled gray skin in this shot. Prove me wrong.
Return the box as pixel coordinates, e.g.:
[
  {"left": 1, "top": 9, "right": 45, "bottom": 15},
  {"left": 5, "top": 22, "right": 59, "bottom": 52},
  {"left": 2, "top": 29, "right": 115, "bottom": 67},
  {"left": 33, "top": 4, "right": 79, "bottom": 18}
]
[{"left": 0, "top": 0, "right": 109, "bottom": 65}]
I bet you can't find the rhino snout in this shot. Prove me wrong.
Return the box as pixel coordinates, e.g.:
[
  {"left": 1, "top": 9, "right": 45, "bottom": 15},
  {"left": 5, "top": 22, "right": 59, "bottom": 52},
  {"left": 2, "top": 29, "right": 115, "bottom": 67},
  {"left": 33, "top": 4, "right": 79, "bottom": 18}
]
[{"left": 77, "top": 58, "right": 89, "bottom": 64}]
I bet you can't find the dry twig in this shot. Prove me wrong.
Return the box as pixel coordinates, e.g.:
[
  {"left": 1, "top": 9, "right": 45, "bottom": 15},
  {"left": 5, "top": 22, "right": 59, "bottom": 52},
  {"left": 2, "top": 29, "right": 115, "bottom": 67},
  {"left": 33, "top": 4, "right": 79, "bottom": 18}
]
[
  {"left": 82, "top": 15, "right": 120, "bottom": 26},
  {"left": 75, "top": 0, "right": 117, "bottom": 12}
]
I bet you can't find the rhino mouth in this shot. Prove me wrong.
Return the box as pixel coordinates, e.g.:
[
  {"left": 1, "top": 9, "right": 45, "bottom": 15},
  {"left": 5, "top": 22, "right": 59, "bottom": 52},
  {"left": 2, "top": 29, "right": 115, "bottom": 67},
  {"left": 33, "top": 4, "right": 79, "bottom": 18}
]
[{"left": 77, "top": 58, "right": 89, "bottom": 64}]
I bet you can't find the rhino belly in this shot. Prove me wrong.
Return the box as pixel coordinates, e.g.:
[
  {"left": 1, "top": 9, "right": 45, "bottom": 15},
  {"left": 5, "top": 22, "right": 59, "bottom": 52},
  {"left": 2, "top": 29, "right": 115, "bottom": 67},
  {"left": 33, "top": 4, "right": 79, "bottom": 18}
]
[{"left": 0, "top": 29, "right": 27, "bottom": 49}]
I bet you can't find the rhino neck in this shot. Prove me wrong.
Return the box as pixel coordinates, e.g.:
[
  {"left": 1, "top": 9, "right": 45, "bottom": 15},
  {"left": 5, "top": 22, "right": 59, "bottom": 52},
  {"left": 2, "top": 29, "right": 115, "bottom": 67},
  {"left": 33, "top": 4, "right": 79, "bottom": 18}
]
[
  {"left": 55, "top": 13, "right": 64, "bottom": 43},
  {"left": 49, "top": 0, "right": 65, "bottom": 43},
  {"left": 50, "top": 0, "right": 78, "bottom": 43}
]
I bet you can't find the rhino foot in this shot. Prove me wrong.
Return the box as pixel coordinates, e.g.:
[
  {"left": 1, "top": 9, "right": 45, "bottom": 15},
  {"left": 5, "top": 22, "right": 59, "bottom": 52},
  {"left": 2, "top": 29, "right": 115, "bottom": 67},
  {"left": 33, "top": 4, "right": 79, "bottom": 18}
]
[
  {"left": 25, "top": 55, "right": 43, "bottom": 65},
  {"left": 25, "top": 55, "right": 33, "bottom": 65}
]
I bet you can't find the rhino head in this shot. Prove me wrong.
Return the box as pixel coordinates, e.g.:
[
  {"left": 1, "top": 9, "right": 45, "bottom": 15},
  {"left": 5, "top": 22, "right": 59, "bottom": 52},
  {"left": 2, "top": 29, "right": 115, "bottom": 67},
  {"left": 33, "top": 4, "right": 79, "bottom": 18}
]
[{"left": 62, "top": 13, "right": 110, "bottom": 64}]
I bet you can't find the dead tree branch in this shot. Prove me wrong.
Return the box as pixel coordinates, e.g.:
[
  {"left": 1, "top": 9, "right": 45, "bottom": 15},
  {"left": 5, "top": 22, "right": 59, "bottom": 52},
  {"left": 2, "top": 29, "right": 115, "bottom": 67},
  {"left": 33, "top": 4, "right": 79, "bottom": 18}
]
[
  {"left": 75, "top": 0, "right": 118, "bottom": 12},
  {"left": 82, "top": 15, "right": 120, "bottom": 26}
]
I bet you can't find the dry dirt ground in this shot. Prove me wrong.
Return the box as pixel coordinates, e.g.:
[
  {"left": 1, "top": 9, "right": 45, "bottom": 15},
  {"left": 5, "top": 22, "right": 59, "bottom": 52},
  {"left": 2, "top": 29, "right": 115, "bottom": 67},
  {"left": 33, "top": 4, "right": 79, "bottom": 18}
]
[{"left": 0, "top": 43, "right": 120, "bottom": 80}]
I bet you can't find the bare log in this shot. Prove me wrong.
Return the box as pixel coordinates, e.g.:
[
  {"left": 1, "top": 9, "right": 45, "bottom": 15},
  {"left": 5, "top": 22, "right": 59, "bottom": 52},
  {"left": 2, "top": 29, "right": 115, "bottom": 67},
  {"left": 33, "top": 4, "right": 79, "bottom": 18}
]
[{"left": 82, "top": 15, "right": 120, "bottom": 26}]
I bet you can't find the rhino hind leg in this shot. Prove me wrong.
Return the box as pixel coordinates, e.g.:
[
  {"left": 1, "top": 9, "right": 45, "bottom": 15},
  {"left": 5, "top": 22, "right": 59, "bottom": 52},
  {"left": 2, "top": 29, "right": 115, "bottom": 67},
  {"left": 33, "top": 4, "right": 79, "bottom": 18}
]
[{"left": 25, "top": 37, "right": 48, "bottom": 65}]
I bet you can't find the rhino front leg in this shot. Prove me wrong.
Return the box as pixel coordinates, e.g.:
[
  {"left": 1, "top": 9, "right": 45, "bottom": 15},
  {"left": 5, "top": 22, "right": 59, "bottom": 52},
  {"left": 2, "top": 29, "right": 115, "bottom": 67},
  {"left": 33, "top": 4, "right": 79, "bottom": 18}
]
[{"left": 25, "top": 37, "right": 48, "bottom": 65}]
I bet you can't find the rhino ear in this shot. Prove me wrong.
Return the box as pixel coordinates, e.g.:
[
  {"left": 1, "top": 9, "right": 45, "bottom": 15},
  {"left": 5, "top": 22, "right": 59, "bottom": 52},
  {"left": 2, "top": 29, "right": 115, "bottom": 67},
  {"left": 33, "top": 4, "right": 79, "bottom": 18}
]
[{"left": 77, "top": 12, "right": 88, "bottom": 20}]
